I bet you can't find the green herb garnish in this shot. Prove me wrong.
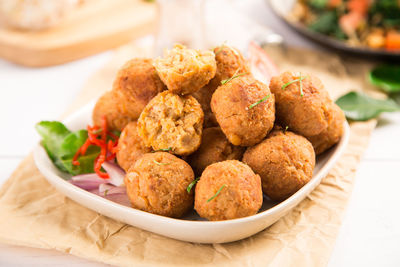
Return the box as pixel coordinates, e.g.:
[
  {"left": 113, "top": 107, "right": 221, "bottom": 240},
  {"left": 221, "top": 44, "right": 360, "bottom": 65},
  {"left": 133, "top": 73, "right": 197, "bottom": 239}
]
[
  {"left": 247, "top": 94, "right": 271, "bottom": 110},
  {"left": 153, "top": 160, "right": 171, "bottom": 166},
  {"left": 104, "top": 189, "right": 109, "bottom": 196},
  {"left": 214, "top": 41, "right": 227, "bottom": 55},
  {"left": 153, "top": 147, "right": 172, "bottom": 152},
  {"left": 221, "top": 70, "right": 248, "bottom": 85},
  {"left": 299, "top": 74, "right": 304, "bottom": 97},
  {"left": 187, "top": 177, "right": 200, "bottom": 193},
  {"left": 284, "top": 126, "right": 289, "bottom": 133},
  {"left": 207, "top": 184, "right": 227, "bottom": 203},
  {"left": 281, "top": 76, "right": 308, "bottom": 91}
]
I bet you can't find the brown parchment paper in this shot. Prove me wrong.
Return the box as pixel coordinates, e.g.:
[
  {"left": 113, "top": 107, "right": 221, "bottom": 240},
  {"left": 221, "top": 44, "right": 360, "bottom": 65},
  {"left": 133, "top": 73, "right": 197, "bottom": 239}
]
[{"left": 0, "top": 44, "right": 377, "bottom": 267}]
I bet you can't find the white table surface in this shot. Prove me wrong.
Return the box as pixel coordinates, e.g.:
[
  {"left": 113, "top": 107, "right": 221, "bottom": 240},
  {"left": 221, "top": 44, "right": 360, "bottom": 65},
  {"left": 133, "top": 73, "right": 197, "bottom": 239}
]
[{"left": 0, "top": 0, "right": 399, "bottom": 266}]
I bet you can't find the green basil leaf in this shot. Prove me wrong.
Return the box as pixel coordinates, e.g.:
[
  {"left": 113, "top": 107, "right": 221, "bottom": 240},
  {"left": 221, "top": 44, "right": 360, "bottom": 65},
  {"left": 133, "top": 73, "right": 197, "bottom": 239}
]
[
  {"left": 59, "top": 130, "right": 88, "bottom": 158},
  {"left": 61, "top": 146, "right": 100, "bottom": 175},
  {"left": 336, "top": 91, "right": 400, "bottom": 121},
  {"left": 369, "top": 65, "right": 400, "bottom": 93}
]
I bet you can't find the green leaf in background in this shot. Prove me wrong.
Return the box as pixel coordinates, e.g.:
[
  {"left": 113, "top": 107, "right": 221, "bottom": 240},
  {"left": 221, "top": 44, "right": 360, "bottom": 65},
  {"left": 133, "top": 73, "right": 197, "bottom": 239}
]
[
  {"left": 369, "top": 65, "right": 400, "bottom": 93},
  {"left": 308, "top": 0, "right": 328, "bottom": 9},
  {"left": 308, "top": 11, "right": 339, "bottom": 35},
  {"left": 336, "top": 91, "right": 400, "bottom": 121},
  {"left": 35, "top": 121, "right": 100, "bottom": 176}
]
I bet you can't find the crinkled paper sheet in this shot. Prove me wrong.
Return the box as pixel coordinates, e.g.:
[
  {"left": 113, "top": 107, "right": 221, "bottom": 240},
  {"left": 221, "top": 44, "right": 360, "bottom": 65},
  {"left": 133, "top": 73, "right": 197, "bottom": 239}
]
[{"left": 0, "top": 44, "right": 377, "bottom": 267}]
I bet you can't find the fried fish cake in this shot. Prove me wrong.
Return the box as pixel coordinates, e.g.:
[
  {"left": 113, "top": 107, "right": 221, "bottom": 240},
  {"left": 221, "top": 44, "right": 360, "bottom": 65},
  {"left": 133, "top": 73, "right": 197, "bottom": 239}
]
[
  {"left": 211, "top": 75, "right": 275, "bottom": 146},
  {"left": 116, "top": 122, "right": 151, "bottom": 172},
  {"left": 188, "top": 127, "right": 245, "bottom": 176},
  {"left": 269, "top": 71, "right": 333, "bottom": 136},
  {"left": 194, "top": 160, "right": 263, "bottom": 221},
  {"left": 243, "top": 129, "right": 315, "bottom": 201},
  {"left": 112, "top": 58, "right": 165, "bottom": 120},
  {"left": 92, "top": 91, "right": 134, "bottom": 131},
  {"left": 154, "top": 44, "right": 216, "bottom": 95},
  {"left": 138, "top": 91, "right": 204, "bottom": 156},
  {"left": 125, "top": 152, "right": 194, "bottom": 218}
]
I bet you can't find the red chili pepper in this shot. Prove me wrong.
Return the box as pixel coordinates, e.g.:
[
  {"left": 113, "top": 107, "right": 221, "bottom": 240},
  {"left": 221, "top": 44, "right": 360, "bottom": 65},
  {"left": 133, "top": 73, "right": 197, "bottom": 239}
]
[{"left": 72, "top": 115, "right": 119, "bottom": 179}]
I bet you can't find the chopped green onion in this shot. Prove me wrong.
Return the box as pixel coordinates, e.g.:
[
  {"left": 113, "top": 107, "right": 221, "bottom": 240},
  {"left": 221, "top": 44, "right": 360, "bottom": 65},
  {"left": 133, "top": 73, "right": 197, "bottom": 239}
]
[
  {"left": 153, "top": 160, "right": 171, "bottom": 166},
  {"left": 221, "top": 70, "right": 248, "bottom": 85},
  {"left": 247, "top": 94, "right": 271, "bottom": 110},
  {"left": 153, "top": 147, "right": 172, "bottom": 152},
  {"left": 207, "top": 184, "right": 227, "bottom": 203},
  {"left": 281, "top": 76, "right": 307, "bottom": 91},
  {"left": 187, "top": 177, "right": 200, "bottom": 193},
  {"left": 214, "top": 41, "right": 227, "bottom": 55},
  {"left": 299, "top": 74, "right": 304, "bottom": 97},
  {"left": 283, "top": 126, "right": 289, "bottom": 133},
  {"left": 104, "top": 189, "right": 109, "bottom": 196}
]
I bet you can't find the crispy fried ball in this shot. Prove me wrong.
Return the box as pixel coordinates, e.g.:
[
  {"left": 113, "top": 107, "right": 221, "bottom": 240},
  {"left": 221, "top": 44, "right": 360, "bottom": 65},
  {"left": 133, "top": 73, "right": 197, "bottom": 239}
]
[
  {"left": 191, "top": 78, "right": 219, "bottom": 128},
  {"left": 269, "top": 71, "right": 333, "bottom": 136},
  {"left": 242, "top": 129, "right": 315, "bottom": 201},
  {"left": 306, "top": 103, "right": 345, "bottom": 155},
  {"left": 116, "top": 122, "right": 151, "bottom": 172},
  {"left": 211, "top": 75, "right": 275, "bottom": 146},
  {"left": 92, "top": 91, "right": 134, "bottom": 131},
  {"left": 125, "top": 152, "right": 194, "bottom": 218},
  {"left": 194, "top": 160, "right": 263, "bottom": 221},
  {"left": 154, "top": 44, "right": 217, "bottom": 95},
  {"left": 138, "top": 91, "right": 204, "bottom": 156},
  {"left": 188, "top": 127, "right": 245, "bottom": 176},
  {"left": 112, "top": 58, "right": 165, "bottom": 120},
  {"left": 213, "top": 44, "right": 250, "bottom": 82}
]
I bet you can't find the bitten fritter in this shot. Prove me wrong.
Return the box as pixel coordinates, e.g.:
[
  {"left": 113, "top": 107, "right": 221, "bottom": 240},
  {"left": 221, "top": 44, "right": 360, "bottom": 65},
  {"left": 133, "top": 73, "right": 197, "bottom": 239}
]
[
  {"left": 125, "top": 152, "right": 194, "bottom": 218},
  {"left": 92, "top": 92, "right": 134, "bottom": 131},
  {"left": 116, "top": 122, "right": 151, "bottom": 172},
  {"left": 191, "top": 78, "right": 219, "bottom": 128},
  {"left": 112, "top": 58, "right": 165, "bottom": 120},
  {"left": 188, "top": 127, "right": 245, "bottom": 176},
  {"left": 242, "top": 129, "right": 315, "bottom": 201},
  {"left": 269, "top": 71, "right": 333, "bottom": 136},
  {"left": 194, "top": 160, "right": 263, "bottom": 221},
  {"left": 211, "top": 75, "right": 275, "bottom": 146},
  {"left": 138, "top": 91, "right": 204, "bottom": 156},
  {"left": 213, "top": 44, "right": 250, "bottom": 82},
  {"left": 154, "top": 44, "right": 217, "bottom": 95},
  {"left": 306, "top": 103, "right": 345, "bottom": 155}
]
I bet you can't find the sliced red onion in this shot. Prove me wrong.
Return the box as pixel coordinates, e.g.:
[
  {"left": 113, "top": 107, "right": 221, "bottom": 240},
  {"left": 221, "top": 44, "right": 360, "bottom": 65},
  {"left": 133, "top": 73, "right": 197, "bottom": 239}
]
[
  {"left": 90, "top": 187, "right": 130, "bottom": 207},
  {"left": 102, "top": 161, "right": 125, "bottom": 187},
  {"left": 248, "top": 41, "right": 279, "bottom": 84},
  {"left": 98, "top": 183, "right": 126, "bottom": 195},
  {"left": 70, "top": 173, "right": 108, "bottom": 190}
]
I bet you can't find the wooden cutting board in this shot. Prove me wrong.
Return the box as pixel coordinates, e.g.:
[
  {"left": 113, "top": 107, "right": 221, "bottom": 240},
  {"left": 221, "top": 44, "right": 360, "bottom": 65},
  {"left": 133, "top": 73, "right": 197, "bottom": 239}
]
[{"left": 0, "top": 0, "right": 156, "bottom": 67}]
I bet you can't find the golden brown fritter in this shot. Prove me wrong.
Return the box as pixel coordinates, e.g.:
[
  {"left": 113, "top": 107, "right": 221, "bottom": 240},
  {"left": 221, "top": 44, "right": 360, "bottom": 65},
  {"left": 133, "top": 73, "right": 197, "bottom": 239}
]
[
  {"left": 306, "top": 103, "right": 345, "bottom": 155},
  {"left": 211, "top": 75, "right": 275, "bottom": 146},
  {"left": 191, "top": 78, "right": 219, "bottom": 128},
  {"left": 112, "top": 58, "right": 165, "bottom": 120},
  {"left": 138, "top": 91, "right": 204, "bottom": 156},
  {"left": 92, "top": 91, "right": 134, "bottom": 131},
  {"left": 116, "top": 122, "right": 151, "bottom": 172},
  {"left": 125, "top": 152, "right": 194, "bottom": 218},
  {"left": 213, "top": 44, "right": 250, "bottom": 82},
  {"left": 194, "top": 160, "right": 263, "bottom": 221},
  {"left": 269, "top": 71, "right": 333, "bottom": 136},
  {"left": 188, "top": 127, "right": 245, "bottom": 176},
  {"left": 154, "top": 44, "right": 217, "bottom": 95},
  {"left": 242, "top": 129, "right": 315, "bottom": 201}
]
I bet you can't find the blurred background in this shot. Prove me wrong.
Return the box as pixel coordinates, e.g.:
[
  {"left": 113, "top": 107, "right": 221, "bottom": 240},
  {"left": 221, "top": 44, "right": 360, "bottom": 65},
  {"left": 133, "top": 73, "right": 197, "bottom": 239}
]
[{"left": 0, "top": 0, "right": 399, "bottom": 266}]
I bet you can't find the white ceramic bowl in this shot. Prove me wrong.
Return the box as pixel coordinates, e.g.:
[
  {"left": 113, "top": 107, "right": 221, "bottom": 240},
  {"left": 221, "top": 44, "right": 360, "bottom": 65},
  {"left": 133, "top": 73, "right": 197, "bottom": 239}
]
[{"left": 33, "top": 101, "right": 350, "bottom": 243}]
